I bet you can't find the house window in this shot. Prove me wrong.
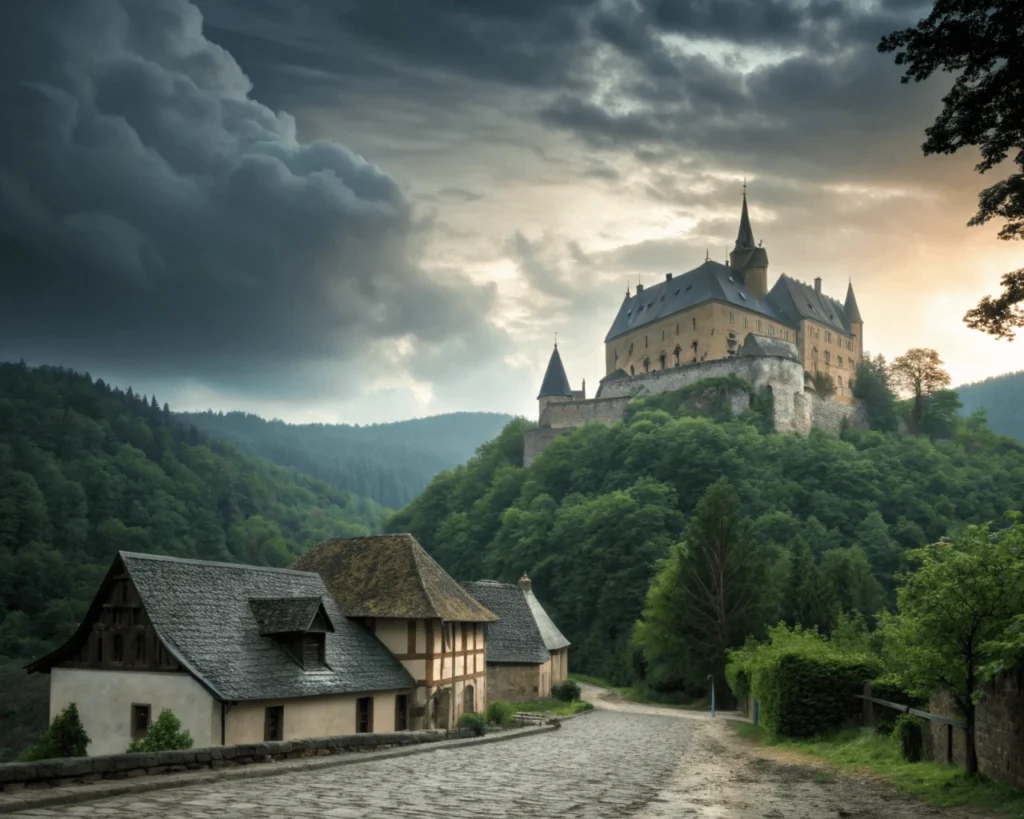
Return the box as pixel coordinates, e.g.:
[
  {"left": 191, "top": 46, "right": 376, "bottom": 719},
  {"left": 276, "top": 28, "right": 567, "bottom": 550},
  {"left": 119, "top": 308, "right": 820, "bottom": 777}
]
[
  {"left": 113, "top": 634, "right": 124, "bottom": 663},
  {"left": 356, "top": 697, "right": 373, "bottom": 734},
  {"left": 463, "top": 684, "right": 475, "bottom": 715},
  {"left": 131, "top": 704, "right": 151, "bottom": 740},
  {"left": 264, "top": 706, "right": 284, "bottom": 741},
  {"left": 302, "top": 635, "right": 324, "bottom": 668},
  {"left": 135, "top": 634, "right": 146, "bottom": 663},
  {"left": 729, "top": 311, "right": 735, "bottom": 324},
  {"left": 395, "top": 695, "right": 409, "bottom": 731}
]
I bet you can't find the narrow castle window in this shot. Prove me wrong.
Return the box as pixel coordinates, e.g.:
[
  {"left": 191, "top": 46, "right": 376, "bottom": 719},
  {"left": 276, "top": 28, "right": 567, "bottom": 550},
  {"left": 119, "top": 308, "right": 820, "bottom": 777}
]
[
  {"left": 826, "top": 331, "right": 832, "bottom": 343},
  {"left": 757, "top": 320, "right": 763, "bottom": 332},
  {"left": 692, "top": 317, "right": 696, "bottom": 330},
  {"left": 838, "top": 356, "right": 843, "bottom": 368},
  {"left": 659, "top": 353, "right": 666, "bottom": 369},
  {"left": 768, "top": 325, "right": 774, "bottom": 337},
  {"left": 812, "top": 347, "right": 818, "bottom": 360},
  {"left": 630, "top": 365, "right": 635, "bottom": 376},
  {"left": 661, "top": 329, "right": 665, "bottom": 341},
  {"left": 729, "top": 311, "right": 735, "bottom": 324},
  {"left": 645, "top": 336, "right": 648, "bottom": 348},
  {"left": 825, "top": 351, "right": 831, "bottom": 365},
  {"left": 676, "top": 323, "right": 679, "bottom": 335},
  {"left": 674, "top": 347, "right": 681, "bottom": 367},
  {"left": 742, "top": 317, "right": 748, "bottom": 328}
]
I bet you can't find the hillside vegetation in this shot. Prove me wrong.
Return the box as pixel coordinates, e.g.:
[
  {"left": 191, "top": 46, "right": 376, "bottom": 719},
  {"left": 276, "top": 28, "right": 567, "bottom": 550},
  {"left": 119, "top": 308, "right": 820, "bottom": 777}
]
[
  {"left": 0, "top": 363, "right": 387, "bottom": 759},
  {"left": 956, "top": 370, "right": 1024, "bottom": 442},
  {"left": 389, "top": 376, "right": 1024, "bottom": 690},
  {"left": 180, "top": 410, "right": 514, "bottom": 509}
]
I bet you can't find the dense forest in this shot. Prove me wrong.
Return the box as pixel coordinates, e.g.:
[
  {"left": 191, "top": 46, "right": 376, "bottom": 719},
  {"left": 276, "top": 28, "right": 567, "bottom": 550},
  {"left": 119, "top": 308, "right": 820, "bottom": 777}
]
[
  {"left": 389, "top": 362, "right": 1024, "bottom": 695},
  {"left": 0, "top": 363, "right": 388, "bottom": 759},
  {"left": 957, "top": 370, "right": 1024, "bottom": 442},
  {"left": 180, "top": 410, "right": 513, "bottom": 508}
]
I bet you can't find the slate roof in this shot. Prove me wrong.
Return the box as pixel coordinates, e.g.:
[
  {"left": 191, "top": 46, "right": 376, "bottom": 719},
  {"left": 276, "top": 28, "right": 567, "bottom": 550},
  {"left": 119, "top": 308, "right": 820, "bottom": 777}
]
[
  {"left": 538, "top": 345, "right": 573, "bottom": 399},
  {"left": 249, "top": 597, "right": 333, "bottom": 636},
  {"left": 292, "top": 534, "right": 499, "bottom": 623},
  {"left": 604, "top": 261, "right": 790, "bottom": 343},
  {"left": 461, "top": 580, "right": 570, "bottom": 664},
  {"left": 737, "top": 332, "right": 801, "bottom": 362},
  {"left": 763, "top": 274, "right": 856, "bottom": 335},
  {"left": 844, "top": 281, "right": 863, "bottom": 324},
  {"left": 28, "top": 553, "right": 414, "bottom": 701}
]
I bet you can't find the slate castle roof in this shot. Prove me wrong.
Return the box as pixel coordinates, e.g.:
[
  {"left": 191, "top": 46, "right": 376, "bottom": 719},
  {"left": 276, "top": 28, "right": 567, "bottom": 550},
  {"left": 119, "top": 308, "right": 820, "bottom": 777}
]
[
  {"left": 292, "top": 534, "right": 499, "bottom": 623},
  {"left": 605, "top": 261, "right": 787, "bottom": 343},
  {"left": 28, "top": 553, "right": 414, "bottom": 701},
  {"left": 461, "top": 580, "right": 570, "bottom": 665},
  {"left": 538, "top": 344, "right": 573, "bottom": 399}
]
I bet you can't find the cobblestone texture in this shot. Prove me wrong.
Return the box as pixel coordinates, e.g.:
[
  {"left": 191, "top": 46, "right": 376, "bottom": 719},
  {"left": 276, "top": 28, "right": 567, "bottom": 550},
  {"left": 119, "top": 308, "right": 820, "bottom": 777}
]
[{"left": 8, "top": 712, "right": 691, "bottom": 818}]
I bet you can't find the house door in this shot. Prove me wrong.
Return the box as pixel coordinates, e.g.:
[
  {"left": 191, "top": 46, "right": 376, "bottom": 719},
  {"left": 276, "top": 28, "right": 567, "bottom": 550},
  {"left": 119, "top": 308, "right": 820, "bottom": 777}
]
[{"left": 463, "top": 684, "right": 475, "bottom": 715}]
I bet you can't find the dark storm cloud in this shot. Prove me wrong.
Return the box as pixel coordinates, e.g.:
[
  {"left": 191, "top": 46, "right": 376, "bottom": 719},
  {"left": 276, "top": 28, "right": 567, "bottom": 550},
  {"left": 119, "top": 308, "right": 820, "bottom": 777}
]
[{"left": 0, "top": 0, "right": 508, "bottom": 393}]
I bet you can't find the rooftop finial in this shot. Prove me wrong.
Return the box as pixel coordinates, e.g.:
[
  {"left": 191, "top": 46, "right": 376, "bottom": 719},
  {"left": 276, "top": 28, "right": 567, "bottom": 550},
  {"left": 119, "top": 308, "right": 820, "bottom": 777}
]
[
  {"left": 554, "top": 331, "right": 558, "bottom": 348},
  {"left": 705, "top": 248, "right": 710, "bottom": 262}
]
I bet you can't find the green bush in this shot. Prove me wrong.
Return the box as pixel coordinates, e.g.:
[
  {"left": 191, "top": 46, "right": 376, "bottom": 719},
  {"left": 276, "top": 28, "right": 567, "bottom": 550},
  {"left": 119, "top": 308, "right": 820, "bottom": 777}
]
[
  {"left": 552, "top": 680, "right": 582, "bottom": 702},
  {"left": 126, "top": 709, "right": 193, "bottom": 753},
  {"left": 19, "top": 703, "right": 90, "bottom": 761},
  {"left": 485, "top": 700, "right": 515, "bottom": 726},
  {"left": 869, "top": 675, "right": 927, "bottom": 735},
  {"left": 458, "top": 713, "right": 486, "bottom": 736},
  {"left": 893, "top": 714, "right": 926, "bottom": 762}
]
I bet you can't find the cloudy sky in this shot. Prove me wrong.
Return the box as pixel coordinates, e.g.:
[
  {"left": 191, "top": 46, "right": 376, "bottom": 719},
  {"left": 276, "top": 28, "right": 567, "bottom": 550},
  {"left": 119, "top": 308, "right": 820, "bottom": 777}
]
[{"left": 0, "top": 0, "right": 1019, "bottom": 425}]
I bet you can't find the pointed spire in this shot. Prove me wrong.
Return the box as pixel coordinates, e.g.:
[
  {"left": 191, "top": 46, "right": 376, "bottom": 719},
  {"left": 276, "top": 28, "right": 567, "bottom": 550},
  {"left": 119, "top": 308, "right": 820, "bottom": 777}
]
[
  {"left": 735, "top": 186, "right": 755, "bottom": 250},
  {"left": 538, "top": 342, "right": 573, "bottom": 399},
  {"left": 844, "top": 280, "right": 863, "bottom": 324}
]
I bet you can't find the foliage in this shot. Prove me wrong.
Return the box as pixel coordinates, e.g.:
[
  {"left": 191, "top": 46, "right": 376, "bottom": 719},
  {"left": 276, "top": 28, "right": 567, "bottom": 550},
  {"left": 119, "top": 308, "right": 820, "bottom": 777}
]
[
  {"left": 888, "top": 349, "right": 952, "bottom": 432},
  {"left": 510, "top": 699, "right": 593, "bottom": 717},
  {"left": 632, "top": 478, "right": 774, "bottom": 700},
  {"left": 878, "top": 515, "right": 1024, "bottom": 773},
  {"left": 892, "top": 714, "right": 926, "bottom": 762},
  {"left": 736, "top": 725, "right": 1024, "bottom": 818},
  {"left": 869, "top": 674, "right": 927, "bottom": 736},
  {"left": 126, "top": 708, "right": 193, "bottom": 753},
  {"left": 394, "top": 375, "right": 1024, "bottom": 688},
  {"left": 957, "top": 370, "right": 1024, "bottom": 442},
  {"left": 879, "top": 2, "right": 1024, "bottom": 340},
  {"left": 726, "top": 623, "right": 881, "bottom": 739},
  {"left": 811, "top": 370, "right": 835, "bottom": 398},
  {"left": 180, "top": 410, "right": 512, "bottom": 509},
  {"left": 484, "top": 700, "right": 515, "bottom": 726},
  {"left": 19, "top": 703, "right": 89, "bottom": 761},
  {"left": 0, "top": 659, "right": 49, "bottom": 762},
  {"left": 458, "top": 712, "right": 486, "bottom": 736},
  {"left": 623, "top": 375, "right": 751, "bottom": 425},
  {"left": 853, "top": 355, "right": 899, "bottom": 432},
  {"left": 551, "top": 679, "right": 581, "bottom": 702}
]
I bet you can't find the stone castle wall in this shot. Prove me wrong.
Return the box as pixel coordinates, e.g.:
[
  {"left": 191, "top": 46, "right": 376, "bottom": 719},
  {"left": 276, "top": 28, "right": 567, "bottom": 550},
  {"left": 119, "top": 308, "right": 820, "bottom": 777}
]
[{"left": 523, "top": 355, "right": 865, "bottom": 466}]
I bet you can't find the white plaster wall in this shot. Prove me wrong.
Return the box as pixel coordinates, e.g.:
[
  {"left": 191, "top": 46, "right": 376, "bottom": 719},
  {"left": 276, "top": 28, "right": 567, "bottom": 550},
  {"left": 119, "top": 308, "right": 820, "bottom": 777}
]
[
  {"left": 50, "top": 668, "right": 218, "bottom": 756},
  {"left": 225, "top": 691, "right": 403, "bottom": 743}
]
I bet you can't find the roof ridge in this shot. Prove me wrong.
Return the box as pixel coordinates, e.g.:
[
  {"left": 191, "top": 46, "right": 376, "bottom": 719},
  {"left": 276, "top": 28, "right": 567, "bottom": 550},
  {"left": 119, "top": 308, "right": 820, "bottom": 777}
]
[{"left": 120, "top": 551, "right": 316, "bottom": 577}]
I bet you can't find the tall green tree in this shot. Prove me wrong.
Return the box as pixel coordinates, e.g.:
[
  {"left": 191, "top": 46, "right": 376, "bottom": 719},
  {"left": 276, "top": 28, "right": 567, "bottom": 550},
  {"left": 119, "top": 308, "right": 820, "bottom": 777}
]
[
  {"left": 879, "top": 0, "right": 1024, "bottom": 340},
  {"left": 879, "top": 516, "right": 1024, "bottom": 774},
  {"left": 888, "top": 348, "right": 952, "bottom": 432},
  {"left": 853, "top": 355, "right": 898, "bottom": 432}
]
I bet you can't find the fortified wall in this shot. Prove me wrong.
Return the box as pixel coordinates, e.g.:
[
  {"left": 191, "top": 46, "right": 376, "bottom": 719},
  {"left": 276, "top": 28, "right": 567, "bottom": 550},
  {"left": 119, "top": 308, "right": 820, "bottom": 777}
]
[{"left": 523, "top": 337, "right": 866, "bottom": 466}]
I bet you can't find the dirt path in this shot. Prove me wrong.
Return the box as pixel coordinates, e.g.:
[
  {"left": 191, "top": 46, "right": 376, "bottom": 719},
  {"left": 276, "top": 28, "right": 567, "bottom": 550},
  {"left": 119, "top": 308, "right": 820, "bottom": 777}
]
[{"left": 582, "top": 683, "right": 995, "bottom": 819}]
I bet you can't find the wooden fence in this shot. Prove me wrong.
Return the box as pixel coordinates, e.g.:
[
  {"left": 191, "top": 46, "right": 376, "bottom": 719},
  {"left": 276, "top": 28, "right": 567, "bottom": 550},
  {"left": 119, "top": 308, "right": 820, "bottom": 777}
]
[{"left": 857, "top": 681, "right": 966, "bottom": 764}]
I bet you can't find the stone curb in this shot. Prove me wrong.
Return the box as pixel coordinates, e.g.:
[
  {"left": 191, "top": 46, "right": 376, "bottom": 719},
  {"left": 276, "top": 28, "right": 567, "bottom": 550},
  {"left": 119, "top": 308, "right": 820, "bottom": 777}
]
[{"left": 0, "top": 724, "right": 556, "bottom": 815}]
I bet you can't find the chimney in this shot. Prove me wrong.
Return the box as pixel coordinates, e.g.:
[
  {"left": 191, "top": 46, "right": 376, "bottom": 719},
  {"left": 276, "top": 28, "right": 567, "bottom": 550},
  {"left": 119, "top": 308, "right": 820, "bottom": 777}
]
[
  {"left": 665, "top": 272, "right": 673, "bottom": 281},
  {"left": 814, "top": 277, "right": 822, "bottom": 295},
  {"left": 518, "top": 572, "right": 532, "bottom": 593},
  {"left": 636, "top": 283, "right": 644, "bottom": 294}
]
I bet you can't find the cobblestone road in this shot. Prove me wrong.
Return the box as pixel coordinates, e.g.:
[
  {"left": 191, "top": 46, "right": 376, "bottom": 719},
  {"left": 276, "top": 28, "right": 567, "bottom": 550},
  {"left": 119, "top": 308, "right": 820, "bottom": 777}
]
[{"left": 11, "top": 712, "right": 695, "bottom": 819}]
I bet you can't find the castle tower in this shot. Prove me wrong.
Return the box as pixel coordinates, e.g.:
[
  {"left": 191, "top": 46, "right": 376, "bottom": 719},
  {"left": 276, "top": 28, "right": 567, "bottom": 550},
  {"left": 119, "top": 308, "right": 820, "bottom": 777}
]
[
  {"left": 728, "top": 187, "right": 769, "bottom": 300},
  {"left": 537, "top": 342, "right": 574, "bottom": 419},
  {"left": 844, "top": 279, "right": 864, "bottom": 346}
]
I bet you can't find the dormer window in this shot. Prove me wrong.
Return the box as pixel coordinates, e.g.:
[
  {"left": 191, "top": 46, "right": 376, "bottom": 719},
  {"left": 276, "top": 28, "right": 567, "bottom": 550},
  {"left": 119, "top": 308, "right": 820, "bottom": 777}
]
[{"left": 250, "top": 596, "right": 335, "bottom": 672}]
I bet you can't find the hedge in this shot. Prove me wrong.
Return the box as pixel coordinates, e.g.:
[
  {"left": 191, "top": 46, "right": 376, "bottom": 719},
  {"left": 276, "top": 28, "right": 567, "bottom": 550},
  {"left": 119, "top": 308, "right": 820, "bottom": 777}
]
[{"left": 869, "top": 674, "right": 927, "bottom": 735}]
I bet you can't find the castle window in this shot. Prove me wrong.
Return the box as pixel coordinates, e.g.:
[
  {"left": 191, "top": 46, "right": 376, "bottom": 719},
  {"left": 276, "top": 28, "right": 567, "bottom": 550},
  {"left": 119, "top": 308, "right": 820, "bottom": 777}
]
[
  {"left": 630, "top": 365, "right": 635, "bottom": 376},
  {"left": 645, "top": 336, "right": 648, "bottom": 348},
  {"left": 729, "top": 311, "right": 735, "bottom": 324},
  {"left": 825, "top": 351, "right": 831, "bottom": 365},
  {"left": 838, "top": 356, "right": 843, "bottom": 368},
  {"left": 676, "top": 323, "right": 679, "bottom": 335},
  {"left": 629, "top": 342, "right": 634, "bottom": 355},
  {"left": 743, "top": 317, "right": 749, "bottom": 329},
  {"left": 692, "top": 317, "right": 696, "bottom": 330},
  {"left": 662, "top": 330, "right": 665, "bottom": 341},
  {"left": 826, "top": 331, "right": 832, "bottom": 343},
  {"left": 757, "top": 320, "right": 762, "bottom": 332},
  {"left": 812, "top": 347, "right": 818, "bottom": 360},
  {"left": 643, "top": 357, "right": 650, "bottom": 373},
  {"left": 659, "top": 353, "right": 666, "bottom": 369},
  {"left": 674, "top": 346, "right": 681, "bottom": 367},
  {"left": 768, "top": 325, "right": 774, "bottom": 337},
  {"left": 838, "top": 376, "right": 844, "bottom": 389}
]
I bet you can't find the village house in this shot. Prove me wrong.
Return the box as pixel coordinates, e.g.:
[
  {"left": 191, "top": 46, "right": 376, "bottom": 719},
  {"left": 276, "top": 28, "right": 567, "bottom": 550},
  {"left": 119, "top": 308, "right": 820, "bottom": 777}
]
[
  {"left": 461, "top": 575, "right": 570, "bottom": 702},
  {"left": 26, "top": 552, "right": 416, "bottom": 756},
  {"left": 291, "top": 533, "right": 498, "bottom": 731}
]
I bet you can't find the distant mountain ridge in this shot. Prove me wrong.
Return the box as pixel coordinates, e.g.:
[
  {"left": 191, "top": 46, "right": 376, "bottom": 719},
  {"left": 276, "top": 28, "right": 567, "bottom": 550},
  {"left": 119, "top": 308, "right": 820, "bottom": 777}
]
[
  {"left": 178, "top": 410, "right": 516, "bottom": 509},
  {"left": 956, "top": 371, "right": 1024, "bottom": 442}
]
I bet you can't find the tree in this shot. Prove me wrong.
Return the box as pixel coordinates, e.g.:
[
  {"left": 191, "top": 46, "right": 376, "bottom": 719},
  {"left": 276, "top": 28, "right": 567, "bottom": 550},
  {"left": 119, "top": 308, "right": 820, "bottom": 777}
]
[
  {"left": 126, "top": 708, "right": 193, "bottom": 753},
  {"left": 879, "top": 516, "right": 1024, "bottom": 775},
  {"left": 783, "top": 537, "right": 830, "bottom": 632},
  {"left": 918, "top": 389, "right": 964, "bottom": 439},
  {"left": 879, "top": 2, "right": 1024, "bottom": 340},
  {"left": 20, "top": 702, "right": 90, "bottom": 760},
  {"left": 888, "top": 348, "right": 952, "bottom": 431},
  {"left": 853, "top": 354, "right": 899, "bottom": 432}
]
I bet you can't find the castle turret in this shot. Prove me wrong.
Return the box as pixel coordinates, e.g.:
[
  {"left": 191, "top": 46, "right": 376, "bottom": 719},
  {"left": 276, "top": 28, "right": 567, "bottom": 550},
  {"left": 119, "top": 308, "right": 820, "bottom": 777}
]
[
  {"left": 538, "top": 342, "right": 574, "bottom": 420},
  {"left": 728, "top": 188, "right": 769, "bottom": 300},
  {"left": 844, "top": 280, "right": 864, "bottom": 359}
]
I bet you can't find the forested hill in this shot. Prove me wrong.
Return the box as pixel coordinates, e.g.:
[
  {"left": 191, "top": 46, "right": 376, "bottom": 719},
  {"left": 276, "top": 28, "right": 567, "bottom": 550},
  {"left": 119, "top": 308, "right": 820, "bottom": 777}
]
[
  {"left": 388, "top": 378, "right": 1024, "bottom": 688},
  {"left": 957, "top": 370, "right": 1024, "bottom": 442},
  {"left": 0, "top": 362, "right": 388, "bottom": 758},
  {"left": 179, "top": 410, "right": 514, "bottom": 509}
]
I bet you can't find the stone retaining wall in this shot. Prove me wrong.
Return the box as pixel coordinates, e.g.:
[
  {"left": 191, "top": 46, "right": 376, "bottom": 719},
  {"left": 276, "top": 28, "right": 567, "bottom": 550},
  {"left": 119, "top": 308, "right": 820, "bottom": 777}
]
[{"left": 0, "top": 728, "right": 475, "bottom": 792}]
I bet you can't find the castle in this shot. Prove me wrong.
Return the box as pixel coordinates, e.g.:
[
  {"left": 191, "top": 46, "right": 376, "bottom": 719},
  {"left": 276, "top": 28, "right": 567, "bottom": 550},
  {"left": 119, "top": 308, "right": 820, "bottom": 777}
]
[{"left": 524, "top": 188, "right": 868, "bottom": 465}]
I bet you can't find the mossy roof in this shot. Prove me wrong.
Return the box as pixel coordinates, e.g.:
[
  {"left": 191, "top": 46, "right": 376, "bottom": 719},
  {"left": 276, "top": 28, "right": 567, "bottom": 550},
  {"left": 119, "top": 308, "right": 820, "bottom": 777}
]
[{"left": 291, "top": 534, "right": 499, "bottom": 623}]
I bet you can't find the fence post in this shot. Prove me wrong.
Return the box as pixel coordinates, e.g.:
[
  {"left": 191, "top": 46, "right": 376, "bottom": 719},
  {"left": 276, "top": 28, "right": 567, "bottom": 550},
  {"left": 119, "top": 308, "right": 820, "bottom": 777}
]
[
  {"left": 946, "top": 723, "right": 953, "bottom": 764},
  {"left": 862, "top": 682, "right": 874, "bottom": 728}
]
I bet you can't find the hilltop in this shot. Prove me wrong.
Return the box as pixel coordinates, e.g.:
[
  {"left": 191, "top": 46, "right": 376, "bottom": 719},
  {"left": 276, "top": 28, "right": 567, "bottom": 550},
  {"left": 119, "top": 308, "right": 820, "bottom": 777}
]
[
  {"left": 956, "top": 370, "right": 1024, "bottom": 442},
  {"left": 180, "top": 410, "right": 515, "bottom": 509}
]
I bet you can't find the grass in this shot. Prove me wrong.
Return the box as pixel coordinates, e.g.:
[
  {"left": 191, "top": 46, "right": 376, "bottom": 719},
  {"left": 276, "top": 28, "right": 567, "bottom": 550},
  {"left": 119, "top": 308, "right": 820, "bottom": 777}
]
[
  {"left": 509, "top": 699, "right": 595, "bottom": 717},
  {"left": 733, "top": 724, "right": 1024, "bottom": 819}
]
